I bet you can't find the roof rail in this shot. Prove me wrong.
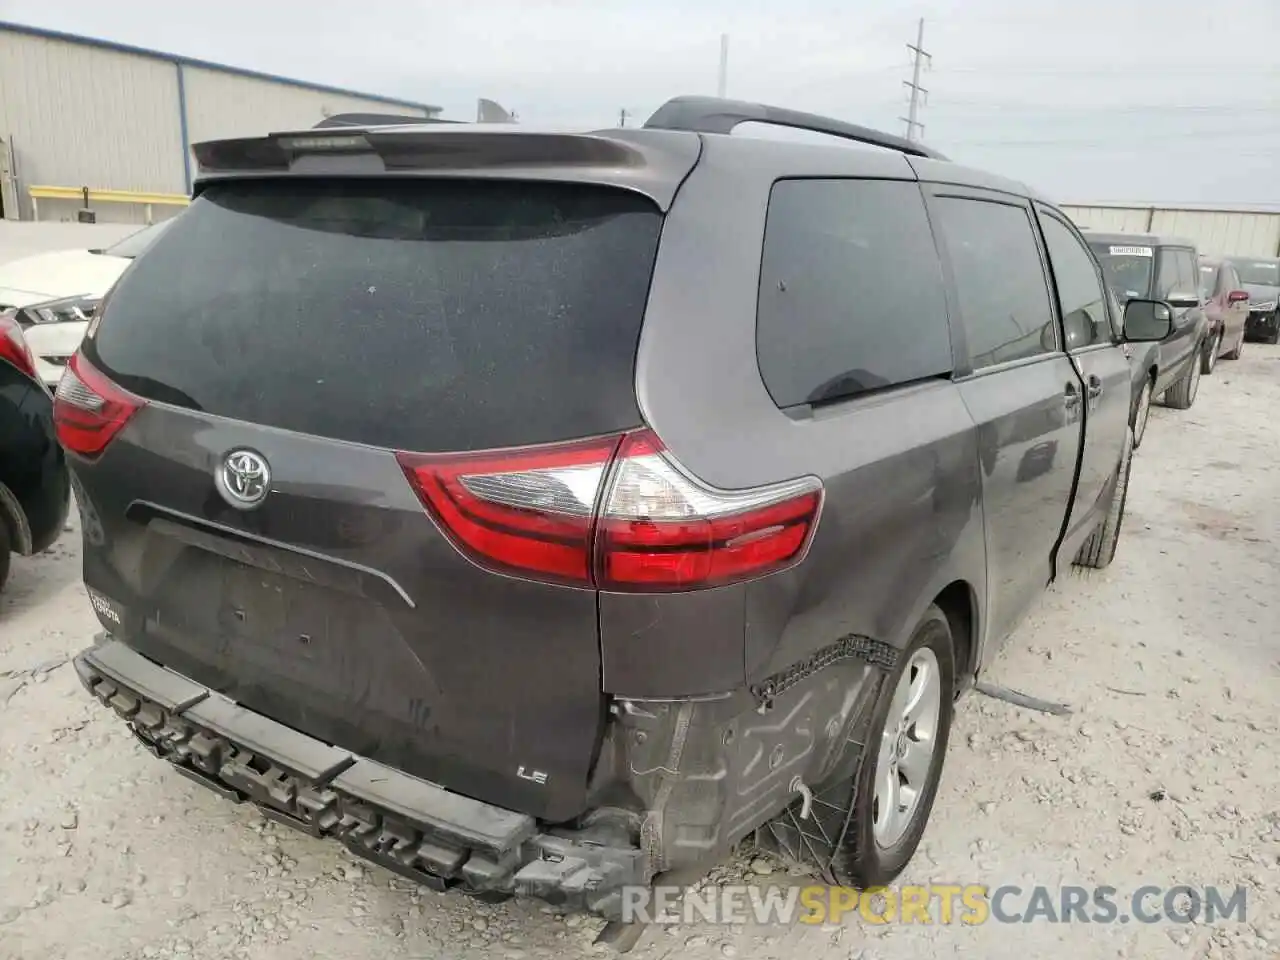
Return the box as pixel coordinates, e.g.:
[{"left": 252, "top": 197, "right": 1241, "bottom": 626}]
[
  {"left": 643, "top": 95, "right": 948, "bottom": 161},
  {"left": 313, "top": 113, "right": 461, "bottom": 129}
]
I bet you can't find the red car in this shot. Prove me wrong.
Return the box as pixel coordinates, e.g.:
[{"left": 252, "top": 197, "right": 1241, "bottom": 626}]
[{"left": 1198, "top": 256, "right": 1250, "bottom": 373}]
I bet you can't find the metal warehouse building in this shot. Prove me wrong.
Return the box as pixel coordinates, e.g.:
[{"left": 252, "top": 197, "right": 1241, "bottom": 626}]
[
  {"left": 1060, "top": 202, "right": 1280, "bottom": 259},
  {"left": 0, "top": 21, "right": 441, "bottom": 223}
]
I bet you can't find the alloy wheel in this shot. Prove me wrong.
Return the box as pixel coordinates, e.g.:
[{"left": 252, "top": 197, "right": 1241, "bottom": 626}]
[{"left": 872, "top": 647, "right": 942, "bottom": 848}]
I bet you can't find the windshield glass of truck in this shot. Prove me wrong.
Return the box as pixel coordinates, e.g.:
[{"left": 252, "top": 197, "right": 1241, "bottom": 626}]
[{"left": 1090, "top": 243, "right": 1154, "bottom": 301}]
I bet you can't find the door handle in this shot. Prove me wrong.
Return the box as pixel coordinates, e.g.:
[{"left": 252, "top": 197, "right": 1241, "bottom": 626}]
[{"left": 1087, "top": 375, "right": 1103, "bottom": 400}]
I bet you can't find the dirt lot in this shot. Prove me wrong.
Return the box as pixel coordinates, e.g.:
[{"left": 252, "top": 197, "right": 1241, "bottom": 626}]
[{"left": 1, "top": 229, "right": 1277, "bottom": 958}]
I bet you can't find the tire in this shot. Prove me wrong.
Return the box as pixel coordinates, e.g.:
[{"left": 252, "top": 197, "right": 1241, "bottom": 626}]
[
  {"left": 1269, "top": 325, "right": 1280, "bottom": 346},
  {"left": 0, "top": 517, "right": 10, "bottom": 593},
  {"left": 1164, "top": 348, "right": 1202, "bottom": 410},
  {"left": 1132, "top": 379, "right": 1153, "bottom": 450},
  {"left": 1074, "top": 427, "right": 1134, "bottom": 570},
  {"left": 1200, "top": 332, "right": 1221, "bottom": 374},
  {"left": 828, "top": 606, "right": 956, "bottom": 887}
]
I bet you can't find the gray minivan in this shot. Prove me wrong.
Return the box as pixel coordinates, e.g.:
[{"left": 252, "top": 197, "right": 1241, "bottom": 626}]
[{"left": 61, "top": 96, "right": 1169, "bottom": 928}]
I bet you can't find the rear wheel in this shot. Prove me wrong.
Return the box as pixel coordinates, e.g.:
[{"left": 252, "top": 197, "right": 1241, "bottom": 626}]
[
  {"left": 831, "top": 607, "right": 955, "bottom": 886},
  {"left": 1164, "top": 349, "right": 1201, "bottom": 410},
  {"left": 1074, "top": 427, "right": 1134, "bottom": 570},
  {"left": 762, "top": 606, "right": 956, "bottom": 887},
  {"left": 1200, "top": 331, "right": 1221, "bottom": 374}
]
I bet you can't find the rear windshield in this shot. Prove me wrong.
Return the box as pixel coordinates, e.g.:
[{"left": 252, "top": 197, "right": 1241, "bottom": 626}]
[
  {"left": 1231, "top": 259, "right": 1280, "bottom": 287},
  {"left": 85, "top": 178, "right": 662, "bottom": 452},
  {"left": 1089, "top": 242, "right": 1154, "bottom": 301}
]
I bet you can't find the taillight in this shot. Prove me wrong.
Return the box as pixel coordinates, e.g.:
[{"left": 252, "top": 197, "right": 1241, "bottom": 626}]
[
  {"left": 53, "top": 352, "right": 146, "bottom": 458},
  {"left": 595, "top": 431, "right": 823, "bottom": 590},
  {"left": 0, "top": 311, "right": 39, "bottom": 381},
  {"left": 396, "top": 429, "right": 823, "bottom": 592}
]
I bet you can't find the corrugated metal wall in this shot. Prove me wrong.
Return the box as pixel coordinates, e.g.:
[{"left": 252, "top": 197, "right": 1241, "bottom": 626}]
[
  {"left": 182, "top": 67, "right": 427, "bottom": 147},
  {"left": 0, "top": 27, "right": 433, "bottom": 224},
  {"left": 1062, "top": 204, "right": 1280, "bottom": 258},
  {"left": 0, "top": 30, "right": 186, "bottom": 222}
]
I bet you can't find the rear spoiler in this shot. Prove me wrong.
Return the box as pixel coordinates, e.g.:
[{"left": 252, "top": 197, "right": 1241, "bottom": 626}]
[{"left": 188, "top": 126, "right": 704, "bottom": 212}]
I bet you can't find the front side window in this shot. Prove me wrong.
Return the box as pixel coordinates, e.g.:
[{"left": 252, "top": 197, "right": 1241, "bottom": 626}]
[
  {"left": 1198, "top": 263, "right": 1218, "bottom": 299},
  {"left": 1041, "top": 215, "right": 1112, "bottom": 350},
  {"left": 933, "top": 196, "right": 1056, "bottom": 370},
  {"left": 1156, "top": 248, "right": 1199, "bottom": 300}
]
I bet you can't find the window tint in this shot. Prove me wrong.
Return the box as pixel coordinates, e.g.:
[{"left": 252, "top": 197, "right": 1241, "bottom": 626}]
[
  {"left": 1041, "top": 216, "right": 1112, "bottom": 350},
  {"left": 1155, "top": 249, "right": 1180, "bottom": 298},
  {"left": 933, "top": 197, "right": 1056, "bottom": 369},
  {"left": 755, "top": 179, "right": 953, "bottom": 407},
  {"left": 86, "top": 179, "right": 663, "bottom": 452},
  {"left": 1156, "top": 248, "right": 1198, "bottom": 299},
  {"left": 1197, "top": 263, "right": 1217, "bottom": 299}
]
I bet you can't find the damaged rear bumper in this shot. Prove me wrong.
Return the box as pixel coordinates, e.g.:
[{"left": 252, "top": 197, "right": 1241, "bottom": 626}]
[{"left": 74, "top": 637, "right": 648, "bottom": 919}]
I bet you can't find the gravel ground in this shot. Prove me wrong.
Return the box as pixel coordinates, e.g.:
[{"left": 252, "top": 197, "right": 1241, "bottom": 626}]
[{"left": 2, "top": 314, "right": 1277, "bottom": 958}]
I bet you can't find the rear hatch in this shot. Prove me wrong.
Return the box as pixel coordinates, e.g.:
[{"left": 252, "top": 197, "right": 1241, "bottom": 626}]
[{"left": 63, "top": 176, "right": 664, "bottom": 822}]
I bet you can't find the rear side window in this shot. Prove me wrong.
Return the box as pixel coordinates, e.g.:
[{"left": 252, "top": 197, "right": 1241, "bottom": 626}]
[
  {"left": 933, "top": 196, "right": 1056, "bottom": 370},
  {"left": 1040, "top": 215, "right": 1112, "bottom": 350},
  {"left": 85, "top": 179, "right": 663, "bottom": 452},
  {"left": 755, "top": 179, "right": 952, "bottom": 408}
]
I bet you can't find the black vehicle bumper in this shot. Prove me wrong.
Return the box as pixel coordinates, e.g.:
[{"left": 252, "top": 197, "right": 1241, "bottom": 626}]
[
  {"left": 1245, "top": 309, "right": 1279, "bottom": 340},
  {"left": 75, "top": 637, "right": 648, "bottom": 918}
]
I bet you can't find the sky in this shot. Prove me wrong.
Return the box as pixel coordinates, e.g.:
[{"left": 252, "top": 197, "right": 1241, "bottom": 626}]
[{"left": 1, "top": 0, "right": 1277, "bottom": 204}]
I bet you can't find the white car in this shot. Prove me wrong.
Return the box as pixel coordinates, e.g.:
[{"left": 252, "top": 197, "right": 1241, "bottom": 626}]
[{"left": 0, "top": 220, "right": 173, "bottom": 388}]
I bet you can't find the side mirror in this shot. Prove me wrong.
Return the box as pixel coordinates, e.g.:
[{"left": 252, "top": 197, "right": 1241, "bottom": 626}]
[
  {"left": 1167, "top": 291, "right": 1200, "bottom": 309},
  {"left": 1228, "top": 290, "right": 1250, "bottom": 304},
  {"left": 1123, "top": 299, "right": 1174, "bottom": 342}
]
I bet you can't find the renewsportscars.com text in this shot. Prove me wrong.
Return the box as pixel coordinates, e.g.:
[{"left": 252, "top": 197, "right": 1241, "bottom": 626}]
[{"left": 620, "top": 883, "right": 1249, "bottom": 926}]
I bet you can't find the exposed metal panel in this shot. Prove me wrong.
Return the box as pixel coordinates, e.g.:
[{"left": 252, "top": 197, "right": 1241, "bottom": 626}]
[
  {"left": 0, "top": 19, "right": 440, "bottom": 114},
  {"left": 183, "top": 67, "right": 429, "bottom": 148},
  {"left": 1149, "top": 208, "right": 1280, "bottom": 258},
  {"left": 0, "top": 30, "right": 186, "bottom": 222}
]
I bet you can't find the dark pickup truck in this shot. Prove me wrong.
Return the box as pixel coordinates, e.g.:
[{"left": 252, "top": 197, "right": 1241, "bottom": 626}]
[
  {"left": 62, "top": 97, "right": 1172, "bottom": 932},
  {"left": 1084, "top": 230, "right": 1210, "bottom": 414}
]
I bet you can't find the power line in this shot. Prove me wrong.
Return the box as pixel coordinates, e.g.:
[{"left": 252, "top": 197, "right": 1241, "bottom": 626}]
[{"left": 900, "top": 18, "right": 931, "bottom": 141}]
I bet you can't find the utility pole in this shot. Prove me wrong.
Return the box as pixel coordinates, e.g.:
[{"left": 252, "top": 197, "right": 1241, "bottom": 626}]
[
  {"left": 900, "top": 18, "right": 931, "bottom": 141},
  {"left": 717, "top": 34, "right": 729, "bottom": 98},
  {"left": 619, "top": 108, "right": 629, "bottom": 127}
]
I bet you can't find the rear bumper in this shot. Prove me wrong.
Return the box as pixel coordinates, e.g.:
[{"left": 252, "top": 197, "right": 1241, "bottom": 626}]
[
  {"left": 74, "top": 637, "right": 648, "bottom": 918},
  {"left": 1246, "top": 309, "right": 1278, "bottom": 339}
]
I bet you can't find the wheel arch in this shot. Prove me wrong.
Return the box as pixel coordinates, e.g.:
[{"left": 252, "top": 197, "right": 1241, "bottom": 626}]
[{"left": 931, "top": 580, "right": 978, "bottom": 695}]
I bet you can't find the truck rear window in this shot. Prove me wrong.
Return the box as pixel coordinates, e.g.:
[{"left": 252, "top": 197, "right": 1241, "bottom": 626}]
[{"left": 84, "top": 178, "right": 662, "bottom": 452}]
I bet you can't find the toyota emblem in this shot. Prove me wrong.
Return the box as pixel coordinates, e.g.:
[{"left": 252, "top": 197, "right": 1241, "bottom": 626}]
[{"left": 217, "top": 449, "right": 271, "bottom": 509}]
